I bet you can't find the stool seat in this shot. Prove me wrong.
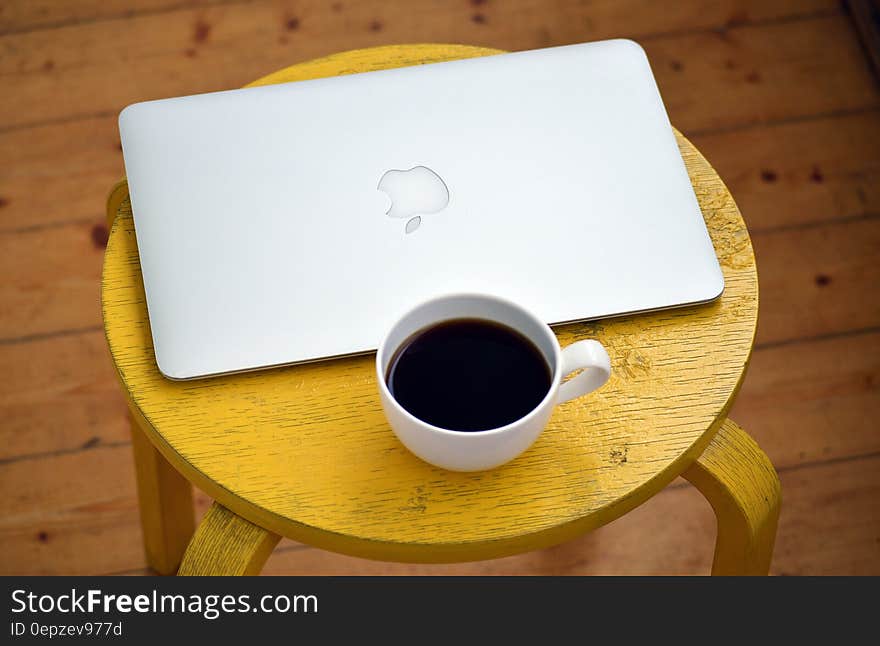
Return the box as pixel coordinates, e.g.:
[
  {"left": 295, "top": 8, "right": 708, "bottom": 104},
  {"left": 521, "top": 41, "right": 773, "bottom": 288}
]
[{"left": 102, "top": 45, "right": 765, "bottom": 569}]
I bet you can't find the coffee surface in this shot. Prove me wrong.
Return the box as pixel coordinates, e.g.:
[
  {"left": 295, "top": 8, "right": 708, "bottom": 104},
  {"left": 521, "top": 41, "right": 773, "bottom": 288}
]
[{"left": 386, "top": 318, "right": 552, "bottom": 432}]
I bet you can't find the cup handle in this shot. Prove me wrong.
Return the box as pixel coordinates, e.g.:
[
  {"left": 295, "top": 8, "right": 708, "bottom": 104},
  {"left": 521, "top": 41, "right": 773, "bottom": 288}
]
[{"left": 556, "top": 339, "right": 612, "bottom": 405}]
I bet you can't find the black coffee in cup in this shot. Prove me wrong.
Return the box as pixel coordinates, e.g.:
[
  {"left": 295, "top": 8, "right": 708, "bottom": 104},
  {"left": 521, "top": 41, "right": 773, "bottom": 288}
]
[{"left": 385, "top": 318, "right": 552, "bottom": 432}]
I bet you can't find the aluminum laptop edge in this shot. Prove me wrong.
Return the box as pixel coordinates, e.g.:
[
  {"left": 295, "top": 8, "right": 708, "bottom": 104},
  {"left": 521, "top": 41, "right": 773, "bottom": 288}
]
[{"left": 118, "top": 39, "right": 724, "bottom": 380}]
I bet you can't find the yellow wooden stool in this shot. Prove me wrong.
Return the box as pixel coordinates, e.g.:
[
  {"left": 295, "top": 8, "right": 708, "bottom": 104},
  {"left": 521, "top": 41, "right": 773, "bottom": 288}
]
[{"left": 103, "top": 45, "right": 779, "bottom": 576}]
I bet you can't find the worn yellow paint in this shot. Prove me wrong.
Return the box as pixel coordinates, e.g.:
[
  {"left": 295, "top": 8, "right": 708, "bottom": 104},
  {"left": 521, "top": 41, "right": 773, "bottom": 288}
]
[
  {"left": 103, "top": 45, "right": 762, "bottom": 564},
  {"left": 105, "top": 179, "right": 129, "bottom": 229},
  {"left": 128, "top": 412, "right": 195, "bottom": 575},
  {"left": 684, "top": 419, "right": 781, "bottom": 575},
  {"left": 107, "top": 186, "right": 196, "bottom": 575},
  {"left": 178, "top": 502, "right": 280, "bottom": 576}
]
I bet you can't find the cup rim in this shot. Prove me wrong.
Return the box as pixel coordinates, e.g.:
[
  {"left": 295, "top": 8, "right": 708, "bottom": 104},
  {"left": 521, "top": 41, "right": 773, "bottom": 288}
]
[{"left": 375, "top": 292, "right": 563, "bottom": 437}]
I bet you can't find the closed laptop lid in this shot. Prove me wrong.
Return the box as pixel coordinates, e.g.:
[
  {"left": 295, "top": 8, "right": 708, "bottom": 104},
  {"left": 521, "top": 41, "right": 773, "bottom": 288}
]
[{"left": 119, "top": 40, "right": 723, "bottom": 380}]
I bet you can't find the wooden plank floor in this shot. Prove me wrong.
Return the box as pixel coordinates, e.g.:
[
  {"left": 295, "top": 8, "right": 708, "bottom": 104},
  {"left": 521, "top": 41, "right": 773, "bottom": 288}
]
[{"left": 0, "top": 0, "right": 877, "bottom": 576}]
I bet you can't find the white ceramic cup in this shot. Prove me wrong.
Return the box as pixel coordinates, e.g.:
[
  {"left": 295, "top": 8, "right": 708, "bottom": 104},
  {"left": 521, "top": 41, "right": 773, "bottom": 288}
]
[{"left": 376, "top": 293, "right": 612, "bottom": 472}]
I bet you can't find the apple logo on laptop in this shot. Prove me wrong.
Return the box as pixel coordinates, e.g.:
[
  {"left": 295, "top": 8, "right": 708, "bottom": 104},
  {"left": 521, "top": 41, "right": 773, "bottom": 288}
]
[{"left": 377, "top": 166, "right": 449, "bottom": 234}]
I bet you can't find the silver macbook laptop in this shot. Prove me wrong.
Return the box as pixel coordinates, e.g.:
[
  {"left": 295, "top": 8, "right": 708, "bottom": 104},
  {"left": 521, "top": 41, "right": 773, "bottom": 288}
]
[{"left": 119, "top": 39, "right": 723, "bottom": 380}]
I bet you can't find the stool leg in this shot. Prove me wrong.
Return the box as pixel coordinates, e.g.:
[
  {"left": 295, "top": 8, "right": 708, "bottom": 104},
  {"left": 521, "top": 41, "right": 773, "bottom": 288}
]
[
  {"left": 108, "top": 184, "right": 195, "bottom": 574},
  {"left": 178, "top": 502, "right": 281, "bottom": 575},
  {"left": 683, "top": 418, "right": 781, "bottom": 575},
  {"left": 129, "top": 413, "right": 195, "bottom": 575}
]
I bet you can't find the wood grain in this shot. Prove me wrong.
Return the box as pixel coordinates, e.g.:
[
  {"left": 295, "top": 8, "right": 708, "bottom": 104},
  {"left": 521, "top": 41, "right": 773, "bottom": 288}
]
[
  {"left": 683, "top": 419, "right": 780, "bottom": 575},
  {"left": 770, "top": 454, "right": 880, "bottom": 575},
  {"left": 4, "top": 444, "right": 876, "bottom": 575},
  {"left": 4, "top": 196, "right": 872, "bottom": 345},
  {"left": 260, "top": 478, "right": 720, "bottom": 576},
  {"left": 691, "top": 110, "right": 880, "bottom": 231},
  {"left": 129, "top": 413, "right": 195, "bottom": 575},
  {"left": 7, "top": 108, "right": 878, "bottom": 243},
  {"left": 260, "top": 454, "right": 880, "bottom": 575},
  {"left": 0, "top": 221, "right": 104, "bottom": 341},
  {"left": 848, "top": 0, "right": 880, "bottom": 80},
  {"left": 283, "top": 419, "right": 782, "bottom": 576},
  {"left": 730, "top": 330, "right": 880, "bottom": 468},
  {"left": 0, "top": 330, "right": 126, "bottom": 461},
  {"left": 1, "top": 441, "right": 712, "bottom": 575},
  {"left": 1, "top": 2, "right": 877, "bottom": 576},
  {"left": 3, "top": 25, "right": 877, "bottom": 341},
  {"left": 0, "top": 444, "right": 144, "bottom": 575},
  {"left": 0, "top": 1, "right": 230, "bottom": 34},
  {"left": 0, "top": 442, "right": 213, "bottom": 575},
  {"left": 0, "top": 0, "right": 838, "bottom": 36},
  {"left": 101, "top": 46, "right": 758, "bottom": 562},
  {"left": 643, "top": 14, "right": 880, "bottom": 134},
  {"left": 0, "top": 115, "right": 124, "bottom": 233},
  {"left": 182, "top": 420, "right": 780, "bottom": 575},
  {"left": 178, "top": 502, "right": 279, "bottom": 575},
  {"left": 1, "top": 6, "right": 870, "bottom": 236},
  {"left": 752, "top": 216, "right": 880, "bottom": 345},
  {"left": 1, "top": 9, "right": 872, "bottom": 132},
  {"left": 4, "top": 327, "right": 877, "bottom": 469}
]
